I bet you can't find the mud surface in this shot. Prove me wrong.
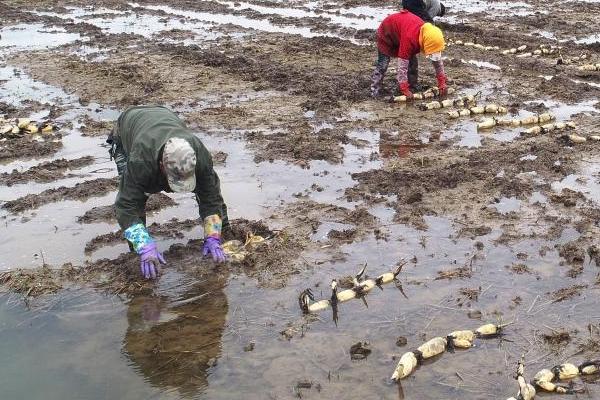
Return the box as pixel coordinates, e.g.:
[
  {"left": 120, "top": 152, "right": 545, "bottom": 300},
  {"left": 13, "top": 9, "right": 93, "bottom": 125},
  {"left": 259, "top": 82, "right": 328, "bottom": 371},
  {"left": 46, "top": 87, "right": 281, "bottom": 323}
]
[
  {"left": 1, "top": 0, "right": 600, "bottom": 399},
  {"left": 2, "top": 177, "right": 118, "bottom": 213},
  {"left": 77, "top": 192, "right": 178, "bottom": 223},
  {"left": 0, "top": 156, "right": 94, "bottom": 186}
]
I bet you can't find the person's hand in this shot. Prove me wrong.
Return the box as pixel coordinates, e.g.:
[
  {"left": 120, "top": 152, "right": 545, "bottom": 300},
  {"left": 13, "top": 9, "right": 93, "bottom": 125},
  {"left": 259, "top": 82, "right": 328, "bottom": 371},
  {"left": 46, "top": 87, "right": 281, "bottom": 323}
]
[
  {"left": 436, "top": 73, "right": 448, "bottom": 96},
  {"left": 203, "top": 236, "right": 226, "bottom": 263},
  {"left": 399, "top": 81, "right": 413, "bottom": 99},
  {"left": 138, "top": 242, "right": 165, "bottom": 279}
]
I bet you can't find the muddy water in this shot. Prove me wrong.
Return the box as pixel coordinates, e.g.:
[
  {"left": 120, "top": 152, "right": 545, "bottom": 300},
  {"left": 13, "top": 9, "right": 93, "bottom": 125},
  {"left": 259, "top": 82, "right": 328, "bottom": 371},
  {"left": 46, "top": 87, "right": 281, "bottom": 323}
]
[{"left": 2, "top": 0, "right": 600, "bottom": 399}]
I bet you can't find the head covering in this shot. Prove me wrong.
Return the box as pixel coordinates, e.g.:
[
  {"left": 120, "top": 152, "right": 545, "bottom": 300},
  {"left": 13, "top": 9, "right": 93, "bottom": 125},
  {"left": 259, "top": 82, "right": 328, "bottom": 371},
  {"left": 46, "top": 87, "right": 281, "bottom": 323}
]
[
  {"left": 162, "top": 137, "right": 196, "bottom": 192},
  {"left": 419, "top": 23, "right": 445, "bottom": 55}
]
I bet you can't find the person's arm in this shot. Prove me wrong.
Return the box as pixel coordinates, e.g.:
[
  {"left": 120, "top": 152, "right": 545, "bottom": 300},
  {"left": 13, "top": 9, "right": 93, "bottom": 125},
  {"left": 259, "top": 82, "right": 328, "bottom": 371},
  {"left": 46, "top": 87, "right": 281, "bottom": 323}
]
[
  {"left": 116, "top": 166, "right": 165, "bottom": 279},
  {"left": 397, "top": 43, "right": 413, "bottom": 97},
  {"left": 396, "top": 58, "right": 412, "bottom": 97},
  {"left": 115, "top": 166, "right": 149, "bottom": 231},
  {"left": 195, "top": 156, "right": 227, "bottom": 262},
  {"left": 432, "top": 59, "right": 447, "bottom": 94}
]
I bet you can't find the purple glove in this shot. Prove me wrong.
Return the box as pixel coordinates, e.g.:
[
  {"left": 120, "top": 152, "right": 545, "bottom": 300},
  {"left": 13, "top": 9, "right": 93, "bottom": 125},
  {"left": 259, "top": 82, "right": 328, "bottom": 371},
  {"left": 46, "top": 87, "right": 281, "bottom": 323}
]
[
  {"left": 138, "top": 242, "right": 166, "bottom": 279},
  {"left": 203, "top": 236, "right": 226, "bottom": 263}
]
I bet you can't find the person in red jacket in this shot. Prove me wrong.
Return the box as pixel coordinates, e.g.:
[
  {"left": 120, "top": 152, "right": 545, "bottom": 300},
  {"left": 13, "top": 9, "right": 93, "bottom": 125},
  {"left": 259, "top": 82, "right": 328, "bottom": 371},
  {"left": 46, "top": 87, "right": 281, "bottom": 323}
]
[{"left": 370, "top": 10, "right": 447, "bottom": 98}]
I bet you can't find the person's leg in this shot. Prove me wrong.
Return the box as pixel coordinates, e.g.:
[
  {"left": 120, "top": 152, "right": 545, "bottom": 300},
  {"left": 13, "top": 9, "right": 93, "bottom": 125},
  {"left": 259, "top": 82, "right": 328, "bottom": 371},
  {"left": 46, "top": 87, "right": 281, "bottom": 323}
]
[
  {"left": 108, "top": 126, "right": 139, "bottom": 252},
  {"left": 408, "top": 55, "right": 420, "bottom": 91},
  {"left": 370, "top": 51, "right": 391, "bottom": 97}
]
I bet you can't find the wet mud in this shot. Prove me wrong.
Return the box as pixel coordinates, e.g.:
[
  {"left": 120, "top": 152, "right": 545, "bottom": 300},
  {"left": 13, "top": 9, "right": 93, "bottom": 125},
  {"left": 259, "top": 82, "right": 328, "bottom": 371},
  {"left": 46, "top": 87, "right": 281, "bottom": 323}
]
[
  {"left": 77, "top": 192, "right": 177, "bottom": 224},
  {"left": 0, "top": 156, "right": 94, "bottom": 186},
  {"left": 2, "top": 177, "right": 118, "bottom": 213},
  {"left": 0, "top": 136, "right": 62, "bottom": 161}
]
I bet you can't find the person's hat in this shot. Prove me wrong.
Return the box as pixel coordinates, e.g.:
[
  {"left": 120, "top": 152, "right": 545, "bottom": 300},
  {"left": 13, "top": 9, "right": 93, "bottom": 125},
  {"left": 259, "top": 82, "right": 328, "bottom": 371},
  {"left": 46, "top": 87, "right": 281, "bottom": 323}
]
[
  {"left": 420, "top": 23, "right": 446, "bottom": 55},
  {"left": 162, "top": 137, "right": 196, "bottom": 192}
]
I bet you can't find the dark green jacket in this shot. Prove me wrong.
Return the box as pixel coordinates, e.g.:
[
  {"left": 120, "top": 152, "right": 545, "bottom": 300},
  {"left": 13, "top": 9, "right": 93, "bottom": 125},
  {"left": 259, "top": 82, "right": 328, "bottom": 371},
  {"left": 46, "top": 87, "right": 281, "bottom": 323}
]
[{"left": 114, "top": 106, "right": 227, "bottom": 230}]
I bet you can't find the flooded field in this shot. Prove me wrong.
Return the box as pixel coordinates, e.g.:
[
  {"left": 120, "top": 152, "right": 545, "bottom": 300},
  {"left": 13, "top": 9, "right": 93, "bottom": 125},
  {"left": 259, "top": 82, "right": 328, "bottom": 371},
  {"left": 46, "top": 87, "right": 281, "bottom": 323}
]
[{"left": 1, "top": 0, "right": 599, "bottom": 399}]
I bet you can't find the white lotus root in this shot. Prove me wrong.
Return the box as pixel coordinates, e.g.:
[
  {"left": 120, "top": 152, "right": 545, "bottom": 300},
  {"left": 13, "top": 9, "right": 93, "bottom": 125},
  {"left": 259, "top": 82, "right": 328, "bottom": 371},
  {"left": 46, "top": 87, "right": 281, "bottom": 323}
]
[
  {"left": 447, "top": 330, "right": 475, "bottom": 348},
  {"left": 449, "top": 39, "right": 563, "bottom": 59},
  {"left": 391, "top": 351, "right": 418, "bottom": 380},
  {"left": 485, "top": 113, "right": 556, "bottom": 129},
  {"left": 521, "top": 121, "right": 575, "bottom": 135},
  {"left": 392, "top": 323, "right": 507, "bottom": 380},
  {"left": 568, "top": 134, "right": 587, "bottom": 144},
  {"left": 578, "top": 63, "right": 600, "bottom": 71},
  {"left": 393, "top": 86, "right": 456, "bottom": 102},
  {"left": 448, "top": 103, "right": 507, "bottom": 119},
  {"left": 421, "top": 95, "right": 480, "bottom": 111},
  {"left": 531, "top": 360, "right": 600, "bottom": 395},
  {"left": 298, "top": 263, "right": 404, "bottom": 314},
  {"left": 506, "top": 356, "right": 536, "bottom": 400},
  {"left": 416, "top": 337, "right": 447, "bottom": 359}
]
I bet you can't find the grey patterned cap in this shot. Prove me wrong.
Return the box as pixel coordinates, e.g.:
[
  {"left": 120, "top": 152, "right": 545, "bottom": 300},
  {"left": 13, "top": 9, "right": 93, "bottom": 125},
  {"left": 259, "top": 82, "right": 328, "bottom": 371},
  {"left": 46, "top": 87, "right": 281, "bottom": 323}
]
[{"left": 162, "top": 137, "right": 196, "bottom": 192}]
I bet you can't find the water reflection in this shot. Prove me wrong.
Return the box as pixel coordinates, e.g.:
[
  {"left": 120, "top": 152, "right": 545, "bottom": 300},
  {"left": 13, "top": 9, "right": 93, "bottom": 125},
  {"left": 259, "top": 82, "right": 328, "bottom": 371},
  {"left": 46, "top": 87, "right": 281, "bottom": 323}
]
[{"left": 123, "top": 275, "right": 228, "bottom": 396}]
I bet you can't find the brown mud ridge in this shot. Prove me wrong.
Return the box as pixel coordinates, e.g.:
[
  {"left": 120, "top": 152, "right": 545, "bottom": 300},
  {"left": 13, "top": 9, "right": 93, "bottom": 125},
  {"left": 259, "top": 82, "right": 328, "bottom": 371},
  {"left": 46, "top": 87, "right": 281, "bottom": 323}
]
[
  {"left": 77, "top": 193, "right": 177, "bottom": 224},
  {"left": 0, "top": 136, "right": 63, "bottom": 161},
  {"left": 79, "top": 115, "right": 114, "bottom": 137},
  {"left": 0, "top": 201, "right": 378, "bottom": 298},
  {"left": 157, "top": 36, "right": 372, "bottom": 109},
  {"left": 2, "top": 177, "right": 118, "bottom": 213},
  {"left": 85, "top": 218, "right": 199, "bottom": 253},
  {"left": 247, "top": 123, "right": 349, "bottom": 166},
  {"left": 347, "top": 136, "right": 582, "bottom": 230},
  {"left": 0, "top": 218, "right": 295, "bottom": 297},
  {"left": 0, "top": 156, "right": 94, "bottom": 186}
]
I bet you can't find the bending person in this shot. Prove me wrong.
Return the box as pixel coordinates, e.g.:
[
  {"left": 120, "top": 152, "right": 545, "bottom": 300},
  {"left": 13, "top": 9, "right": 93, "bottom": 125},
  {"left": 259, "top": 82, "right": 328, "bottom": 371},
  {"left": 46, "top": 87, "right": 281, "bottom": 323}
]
[
  {"left": 370, "top": 10, "right": 447, "bottom": 98},
  {"left": 107, "top": 105, "right": 229, "bottom": 279}
]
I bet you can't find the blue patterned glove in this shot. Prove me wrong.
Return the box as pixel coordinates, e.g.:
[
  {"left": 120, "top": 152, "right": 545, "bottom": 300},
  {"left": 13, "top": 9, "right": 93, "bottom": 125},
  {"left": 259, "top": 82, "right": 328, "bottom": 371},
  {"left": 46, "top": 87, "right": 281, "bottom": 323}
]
[{"left": 124, "top": 223, "right": 165, "bottom": 279}]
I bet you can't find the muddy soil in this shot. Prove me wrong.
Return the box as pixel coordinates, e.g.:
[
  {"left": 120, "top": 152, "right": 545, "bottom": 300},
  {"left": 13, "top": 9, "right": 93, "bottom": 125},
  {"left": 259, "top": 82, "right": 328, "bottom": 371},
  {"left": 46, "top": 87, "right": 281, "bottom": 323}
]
[
  {"left": 77, "top": 192, "right": 177, "bottom": 223},
  {"left": 84, "top": 217, "right": 199, "bottom": 253},
  {"left": 0, "top": 156, "right": 94, "bottom": 186},
  {"left": 2, "top": 177, "right": 118, "bottom": 213},
  {"left": 0, "top": 136, "right": 62, "bottom": 161}
]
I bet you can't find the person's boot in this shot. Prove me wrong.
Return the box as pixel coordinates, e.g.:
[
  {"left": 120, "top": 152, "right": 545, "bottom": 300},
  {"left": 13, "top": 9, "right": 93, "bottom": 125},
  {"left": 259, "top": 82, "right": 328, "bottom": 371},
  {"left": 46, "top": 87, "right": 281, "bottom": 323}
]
[
  {"left": 370, "top": 68, "right": 384, "bottom": 98},
  {"left": 408, "top": 56, "right": 424, "bottom": 92}
]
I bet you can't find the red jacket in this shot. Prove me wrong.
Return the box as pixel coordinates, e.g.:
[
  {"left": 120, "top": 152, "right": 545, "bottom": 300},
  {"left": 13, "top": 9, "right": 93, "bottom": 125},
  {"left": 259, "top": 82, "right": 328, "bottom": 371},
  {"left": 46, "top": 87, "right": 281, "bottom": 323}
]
[{"left": 377, "top": 10, "right": 424, "bottom": 59}]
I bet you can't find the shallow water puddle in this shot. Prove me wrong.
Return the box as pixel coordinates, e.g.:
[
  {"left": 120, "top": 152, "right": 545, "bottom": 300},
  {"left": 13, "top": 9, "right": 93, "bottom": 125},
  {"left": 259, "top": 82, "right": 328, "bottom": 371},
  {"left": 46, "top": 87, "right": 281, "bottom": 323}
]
[
  {"left": 465, "top": 59, "right": 501, "bottom": 71},
  {"left": 4, "top": 211, "right": 599, "bottom": 399},
  {"left": 574, "top": 33, "right": 600, "bottom": 44},
  {"left": 552, "top": 156, "right": 600, "bottom": 205},
  {"left": 0, "top": 23, "right": 84, "bottom": 52},
  {"left": 34, "top": 7, "right": 223, "bottom": 41},
  {"left": 442, "top": 0, "right": 540, "bottom": 16},
  {"left": 0, "top": 66, "right": 76, "bottom": 108},
  {"left": 489, "top": 196, "right": 521, "bottom": 214},
  {"left": 220, "top": 0, "right": 381, "bottom": 30}
]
